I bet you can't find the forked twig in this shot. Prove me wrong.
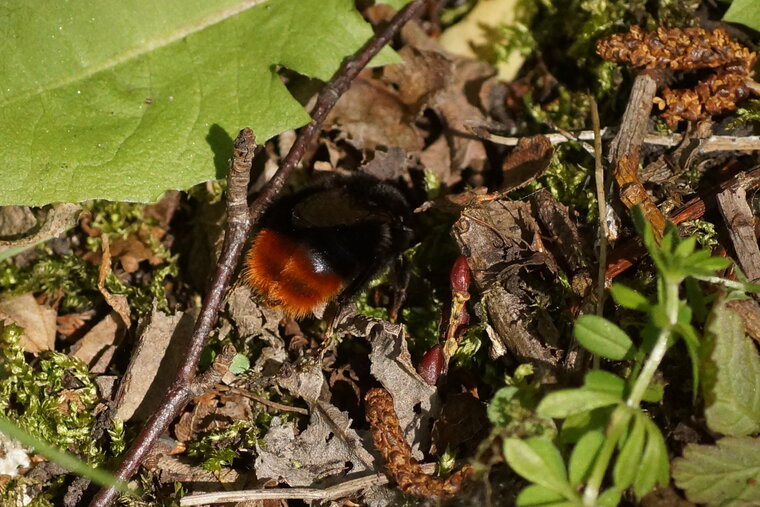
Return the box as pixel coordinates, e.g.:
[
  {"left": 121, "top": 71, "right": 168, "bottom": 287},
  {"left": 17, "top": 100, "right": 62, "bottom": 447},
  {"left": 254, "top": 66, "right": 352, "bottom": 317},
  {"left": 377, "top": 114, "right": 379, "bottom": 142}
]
[{"left": 88, "top": 2, "right": 427, "bottom": 505}]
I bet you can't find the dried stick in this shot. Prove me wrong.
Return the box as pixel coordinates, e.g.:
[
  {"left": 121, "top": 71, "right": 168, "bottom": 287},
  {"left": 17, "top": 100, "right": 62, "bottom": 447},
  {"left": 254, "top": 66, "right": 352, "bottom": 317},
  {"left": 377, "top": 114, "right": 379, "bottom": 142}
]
[
  {"left": 213, "top": 385, "right": 309, "bottom": 415},
  {"left": 88, "top": 3, "right": 427, "bottom": 506},
  {"left": 471, "top": 126, "right": 760, "bottom": 153},
  {"left": 608, "top": 72, "right": 667, "bottom": 239},
  {"left": 180, "top": 464, "right": 439, "bottom": 505},
  {"left": 591, "top": 98, "right": 608, "bottom": 311}
]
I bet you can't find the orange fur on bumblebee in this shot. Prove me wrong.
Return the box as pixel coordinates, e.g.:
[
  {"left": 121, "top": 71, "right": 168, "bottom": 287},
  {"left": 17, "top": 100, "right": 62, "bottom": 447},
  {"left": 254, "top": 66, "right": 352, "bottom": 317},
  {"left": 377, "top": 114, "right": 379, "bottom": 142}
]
[{"left": 244, "top": 172, "right": 413, "bottom": 317}]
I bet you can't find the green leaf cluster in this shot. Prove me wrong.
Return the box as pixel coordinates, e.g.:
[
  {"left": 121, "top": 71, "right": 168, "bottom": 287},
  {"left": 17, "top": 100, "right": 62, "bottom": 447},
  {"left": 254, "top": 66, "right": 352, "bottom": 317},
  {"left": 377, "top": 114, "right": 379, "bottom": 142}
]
[{"left": 496, "top": 207, "right": 753, "bottom": 505}]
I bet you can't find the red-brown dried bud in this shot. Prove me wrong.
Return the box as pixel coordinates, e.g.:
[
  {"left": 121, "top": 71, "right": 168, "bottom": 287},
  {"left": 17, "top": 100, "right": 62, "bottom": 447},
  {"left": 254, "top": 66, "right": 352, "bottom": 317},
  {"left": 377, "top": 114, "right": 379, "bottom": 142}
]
[
  {"left": 450, "top": 255, "right": 471, "bottom": 294},
  {"left": 417, "top": 344, "right": 444, "bottom": 385}
]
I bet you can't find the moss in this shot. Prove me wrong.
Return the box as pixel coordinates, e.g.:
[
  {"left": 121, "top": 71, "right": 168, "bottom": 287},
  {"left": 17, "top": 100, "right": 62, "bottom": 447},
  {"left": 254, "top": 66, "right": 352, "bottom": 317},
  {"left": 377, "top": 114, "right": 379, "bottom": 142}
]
[
  {"left": 0, "top": 324, "right": 108, "bottom": 491},
  {"left": 1, "top": 200, "right": 179, "bottom": 315},
  {"left": 490, "top": 0, "right": 700, "bottom": 132}
]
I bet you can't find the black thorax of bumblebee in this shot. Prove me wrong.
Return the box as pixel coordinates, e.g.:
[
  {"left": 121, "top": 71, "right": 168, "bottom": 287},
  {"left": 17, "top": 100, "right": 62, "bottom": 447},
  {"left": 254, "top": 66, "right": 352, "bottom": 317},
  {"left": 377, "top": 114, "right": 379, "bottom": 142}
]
[{"left": 257, "top": 172, "right": 414, "bottom": 303}]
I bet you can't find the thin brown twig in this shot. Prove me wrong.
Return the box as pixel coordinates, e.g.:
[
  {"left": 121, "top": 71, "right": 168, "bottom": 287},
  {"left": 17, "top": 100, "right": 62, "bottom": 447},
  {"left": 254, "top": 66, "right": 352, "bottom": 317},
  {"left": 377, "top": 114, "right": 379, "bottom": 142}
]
[
  {"left": 591, "top": 98, "right": 606, "bottom": 371},
  {"left": 467, "top": 123, "right": 760, "bottom": 153},
  {"left": 88, "top": 3, "right": 427, "bottom": 505},
  {"left": 180, "top": 463, "right": 439, "bottom": 505},
  {"left": 214, "top": 385, "right": 309, "bottom": 415}
]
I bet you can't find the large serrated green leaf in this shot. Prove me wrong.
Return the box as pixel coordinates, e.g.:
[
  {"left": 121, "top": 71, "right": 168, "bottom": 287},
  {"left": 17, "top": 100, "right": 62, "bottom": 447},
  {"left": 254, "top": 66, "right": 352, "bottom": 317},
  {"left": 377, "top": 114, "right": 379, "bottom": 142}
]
[
  {"left": 673, "top": 436, "right": 760, "bottom": 506},
  {"left": 702, "top": 302, "right": 760, "bottom": 436},
  {"left": 0, "top": 0, "right": 403, "bottom": 205}
]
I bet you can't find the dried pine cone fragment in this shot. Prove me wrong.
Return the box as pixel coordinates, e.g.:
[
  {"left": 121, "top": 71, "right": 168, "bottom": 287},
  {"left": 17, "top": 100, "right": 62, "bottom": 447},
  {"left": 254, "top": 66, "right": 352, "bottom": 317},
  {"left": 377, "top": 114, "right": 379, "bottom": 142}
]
[
  {"left": 596, "top": 26, "right": 756, "bottom": 73},
  {"left": 365, "top": 388, "right": 472, "bottom": 499},
  {"left": 597, "top": 26, "right": 758, "bottom": 125}
]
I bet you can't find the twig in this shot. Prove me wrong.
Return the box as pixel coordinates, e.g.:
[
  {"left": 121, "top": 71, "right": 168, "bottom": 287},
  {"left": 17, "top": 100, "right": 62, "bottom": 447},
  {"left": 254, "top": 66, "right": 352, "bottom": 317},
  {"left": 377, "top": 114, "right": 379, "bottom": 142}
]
[
  {"left": 591, "top": 98, "right": 606, "bottom": 370},
  {"left": 179, "top": 463, "right": 438, "bottom": 505},
  {"left": 88, "top": 3, "right": 427, "bottom": 505},
  {"left": 468, "top": 123, "right": 760, "bottom": 153},
  {"left": 213, "top": 385, "right": 309, "bottom": 415},
  {"left": 609, "top": 72, "right": 667, "bottom": 239},
  {"left": 717, "top": 167, "right": 760, "bottom": 282}
]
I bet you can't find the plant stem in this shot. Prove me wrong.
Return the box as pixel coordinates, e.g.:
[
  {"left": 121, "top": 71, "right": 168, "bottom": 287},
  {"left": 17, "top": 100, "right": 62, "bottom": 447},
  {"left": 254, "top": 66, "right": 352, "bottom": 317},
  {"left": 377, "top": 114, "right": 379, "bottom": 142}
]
[
  {"left": 583, "top": 406, "right": 631, "bottom": 506},
  {"left": 583, "top": 277, "right": 680, "bottom": 505},
  {"left": 626, "top": 279, "right": 679, "bottom": 408}
]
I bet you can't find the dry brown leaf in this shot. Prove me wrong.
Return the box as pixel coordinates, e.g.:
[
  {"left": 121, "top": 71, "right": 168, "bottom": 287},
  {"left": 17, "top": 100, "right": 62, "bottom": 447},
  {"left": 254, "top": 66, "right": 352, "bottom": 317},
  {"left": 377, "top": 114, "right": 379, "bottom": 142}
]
[
  {"left": 0, "top": 206, "right": 37, "bottom": 238},
  {"left": 335, "top": 314, "right": 439, "bottom": 458},
  {"left": 109, "top": 234, "right": 164, "bottom": 273},
  {"left": 0, "top": 292, "right": 57, "bottom": 354},
  {"left": 382, "top": 46, "right": 453, "bottom": 116},
  {"left": 500, "top": 135, "right": 553, "bottom": 192},
  {"left": 452, "top": 198, "right": 563, "bottom": 375},
  {"left": 97, "top": 234, "right": 131, "bottom": 327},
  {"left": 56, "top": 310, "right": 95, "bottom": 338},
  {"left": 0, "top": 203, "right": 81, "bottom": 249},
  {"left": 113, "top": 307, "right": 197, "bottom": 421},
  {"left": 255, "top": 360, "right": 374, "bottom": 487},
  {"left": 326, "top": 76, "right": 424, "bottom": 152},
  {"left": 69, "top": 311, "right": 126, "bottom": 374}
]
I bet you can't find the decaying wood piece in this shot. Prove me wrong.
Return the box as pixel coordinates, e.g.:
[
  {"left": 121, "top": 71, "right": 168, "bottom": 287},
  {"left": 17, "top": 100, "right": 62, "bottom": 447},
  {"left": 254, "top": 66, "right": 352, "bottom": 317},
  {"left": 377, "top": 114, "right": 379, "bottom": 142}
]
[
  {"left": 608, "top": 72, "right": 667, "bottom": 240},
  {"left": 452, "top": 198, "right": 563, "bottom": 376},
  {"left": 717, "top": 168, "right": 760, "bottom": 282}
]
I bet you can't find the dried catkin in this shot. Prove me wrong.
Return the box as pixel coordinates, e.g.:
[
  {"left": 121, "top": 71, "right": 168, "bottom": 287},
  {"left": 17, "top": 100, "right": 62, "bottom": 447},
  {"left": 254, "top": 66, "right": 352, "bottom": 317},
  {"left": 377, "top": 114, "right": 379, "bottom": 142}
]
[
  {"left": 597, "top": 26, "right": 757, "bottom": 125},
  {"left": 365, "top": 388, "right": 472, "bottom": 498}
]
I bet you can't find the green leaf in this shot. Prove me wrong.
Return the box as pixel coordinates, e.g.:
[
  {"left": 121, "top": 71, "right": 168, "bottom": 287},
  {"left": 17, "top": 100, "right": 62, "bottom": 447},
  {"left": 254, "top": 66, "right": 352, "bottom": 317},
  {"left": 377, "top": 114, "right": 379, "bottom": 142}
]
[
  {"left": 634, "top": 418, "right": 669, "bottom": 498},
  {"left": 228, "top": 353, "right": 250, "bottom": 375},
  {"left": 0, "top": 0, "right": 401, "bottom": 206},
  {"left": 673, "top": 436, "right": 760, "bottom": 505},
  {"left": 610, "top": 284, "right": 649, "bottom": 311},
  {"left": 641, "top": 382, "right": 664, "bottom": 403},
  {"left": 673, "top": 235, "right": 696, "bottom": 259},
  {"left": 537, "top": 389, "right": 621, "bottom": 419},
  {"left": 613, "top": 412, "right": 645, "bottom": 489},
  {"left": 597, "top": 488, "right": 623, "bottom": 507},
  {"left": 516, "top": 485, "right": 573, "bottom": 507},
  {"left": 568, "top": 430, "right": 604, "bottom": 487},
  {"left": 504, "top": 438, "right": 576, "bottom": 499},
  {"left": 559, "top": 407, "right": 614, "bottom": 444},
  {"left": 723, "top": 0, "right": 760, "bottom": 32},
  {"left": 573, "top": 315, "right": 634, "bottom": 360},
  {"left": 583, "top": 370, "right": 625, "bottom": 398},
  {"left": 688, "top": 254, "right": 732, "bottom": 277},
  {"left": 702, "top": 302, "right": 760, "bottom": 436}
]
